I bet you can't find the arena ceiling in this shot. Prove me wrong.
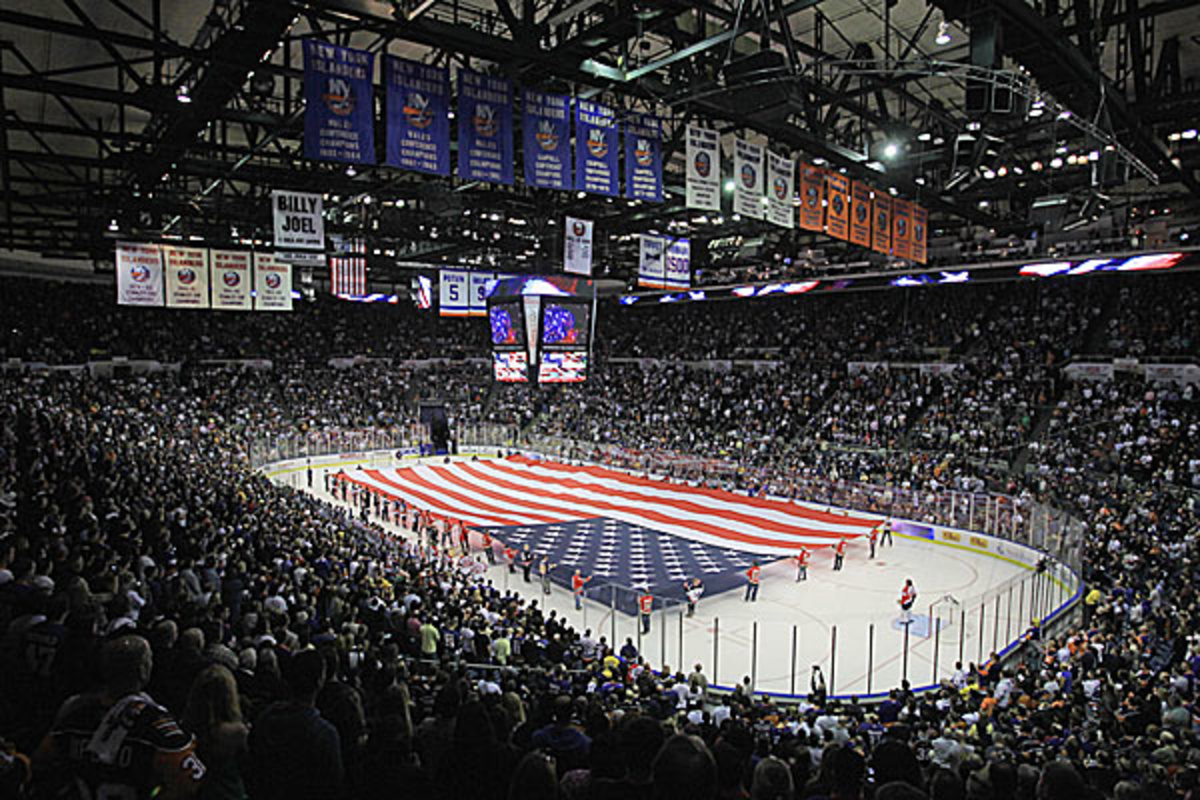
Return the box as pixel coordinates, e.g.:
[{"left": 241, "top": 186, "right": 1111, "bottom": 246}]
[{"left": 2, "top": 0, "right": 1199, "bottom": 282}]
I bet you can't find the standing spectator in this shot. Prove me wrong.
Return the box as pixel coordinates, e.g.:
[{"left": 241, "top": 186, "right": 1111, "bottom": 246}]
[
  {"left": 538, "top": 556, "right": 557, "bottom": 596},
  {"left": 248, "top": 650, "right": 343, "bottom": 800},
  {"left": 420, "top": 619, "right": 440, "bottom": 659},
  {"left": 183, "top": 664, "right": 250, "bottom": 800}
]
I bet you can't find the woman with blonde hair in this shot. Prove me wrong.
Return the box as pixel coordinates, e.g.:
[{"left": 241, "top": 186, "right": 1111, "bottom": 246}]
[{"left": 183, "top": 664, "right": 250, "bottom": 800}]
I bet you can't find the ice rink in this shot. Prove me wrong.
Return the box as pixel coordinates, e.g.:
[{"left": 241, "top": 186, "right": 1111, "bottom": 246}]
[{"left": 272, "top": 456, "right": 1068, "bottom": 698}]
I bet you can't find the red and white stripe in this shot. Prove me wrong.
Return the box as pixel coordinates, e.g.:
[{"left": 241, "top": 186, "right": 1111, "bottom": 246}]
[
  {"left": 330, "top": 238, "right": 366, "bottom": 296},
  {"left": 338, "top": 455, "right": 880, "bottom": 556}
]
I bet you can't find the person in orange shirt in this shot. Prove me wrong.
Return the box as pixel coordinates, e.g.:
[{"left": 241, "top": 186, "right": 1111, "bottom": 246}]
[
  {"left": 833, "top": 538, "right": 847, "bottom": 571},
  {"left": 794, "top": 548, "right": 810, "bottom": 582},
  {"left": 572, "top": 569, "right": 592, "bottom": 610},
  {"left": 480, "top": 531, "right": 495, "bottom": 564},
  {"left": 744, "top": 562, "right": 761, "bottom": 602}
]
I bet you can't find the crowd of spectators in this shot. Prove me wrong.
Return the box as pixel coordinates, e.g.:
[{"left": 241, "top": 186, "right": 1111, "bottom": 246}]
[{"left": 0, "top": 270, "right": 1198, "bottom": 799}]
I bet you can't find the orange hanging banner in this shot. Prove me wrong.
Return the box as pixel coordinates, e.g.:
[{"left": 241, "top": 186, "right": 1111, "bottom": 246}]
[
  {"left": 891, "top": 198, "right": 913, "bottom": 260},
  {"left": 911, "top": 204, "right": 928, "bottom": 264},
  {"left": 850, "top": 181, "right": 872, "bottom": 249},
  {"left": 824, "top": 172, "right": 850, "bottom": 241},
  {"left": 798, "top": 163, "right": 826, "bottom": 232},
  {"left": 871, "top": 193, "right": 892, "bottom": 255}
]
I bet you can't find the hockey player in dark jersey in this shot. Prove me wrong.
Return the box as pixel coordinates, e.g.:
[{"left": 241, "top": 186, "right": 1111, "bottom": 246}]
[{"left": 33, "top": 634, "right": 205, "bottom": 799}]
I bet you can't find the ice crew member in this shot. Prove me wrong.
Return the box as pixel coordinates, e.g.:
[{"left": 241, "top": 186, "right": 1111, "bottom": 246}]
[
  {"left": 794, "top": 548, "right": 810, "bottom": 581},
  {"left": 744, "top": 562, "right": 761, "bottom": 602},
  {"left": 833, "top": 538, "right": 847, "bottom": 571},
  {"left": 572, "top": 569, "right": 592, "bottom": 610}
]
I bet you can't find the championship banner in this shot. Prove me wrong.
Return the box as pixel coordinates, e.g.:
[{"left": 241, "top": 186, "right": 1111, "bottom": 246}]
[
  {"left": 638, "top": 234, "right": 667, "bottom": 288},
  {"left": 798, "top": 163, "right": 826, "bottom": 232},
  {"left": 850, "top": 182, "right": 873, "bottom": 249},
  {"left": 624, "top": 113, "right": 662, "bottom": 203},
  {"left": 253, "top": 252, "right": 293, "bottom": 311},
  {"left": 271, "top": 190, "right": 324, "bottom": 251},
  {"left": 891, "top": 198, "right": 913, "bottom": 260},
  {"left": 116, "top": 242, "right": 164, "bottom": 306},
  {"left": 685, "top": 125, "right": 720, "bottom": 210},
  {"left": 438, "top": 268, "right": 469, "bottom": 316},
  {"left": 385, "top": 56, "right": 450, "bottom": 176},
  {"left": 163, "top": 246, "right": 210, "bottom": 308},
  {"left": 665, "top": 238, "right": 691, "bottom": 289},
  {"left": 211, "top": 250, "right": 252, "bottom": 310},
  {"left": 457, "top": 69, "right": 514, "bottom": 184},
  {"left": 563, "top": 216, "right": 594, "bottom": 276},
  {"left": 575, "top": 100, "right": 618, "bottom": 196},
  {"left": 733, "top": 138, "right": 765, "bottom": 219},
  {"left": 468, "top": 271, "right": 495, "bottom": 317},
  {"left": 522, "top": 89, "right": 571, "bottom": 190},
  {"left": 765, "top": 151, "right": 794, "bottom": 229},
  {"left": 911, "top": 204, "right": 928, "bottom": 264},
  {"left": 302, "top": 40, "right": 375, "bottom": 164},
  {"left": 872, "top": 194, "right": 892, "bottom": 256},
  {"left": 824, "top": 173, "right": 851, "bottom": 242}
]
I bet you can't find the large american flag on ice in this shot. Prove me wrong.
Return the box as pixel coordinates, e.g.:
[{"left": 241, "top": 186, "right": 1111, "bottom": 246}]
[{"left": 340, "top": 455, "right": 879, "bottom": 612}]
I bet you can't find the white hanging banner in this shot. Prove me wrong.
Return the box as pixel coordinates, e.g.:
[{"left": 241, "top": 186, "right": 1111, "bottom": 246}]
[
  {"left": 468, "top": 271, "right": 495, "bottom": 317},
  {"left": 271, "top": 189, "right": 325, "bottom": 250},
  {"left": 733, "top": 137, "right": 765, "bottom": 220},
  {"left": 253, "top": 252, "right": 293, "bottom": 311},
  {"left": 439, "top": 268, "right": 469, "bottom": 316},
  {"left": 210, "top": 250, "right": 253, "bottom": 310},
  {"left": 563, "top": 216, "right": 594, "bottom": 275},
  {"left": 116, "top": 242, "right": 164, "bottom": 306},
  {"left": 765, "top": 151, "right": 795, "bottom": 229},
  {"left": 665, "top": 238, "right": 691, "bottom": 289},
  {"left": 637, "top": 234, "right": 667, "bottom": 288},
  {"left": 163, "top": 246, "right": 211, "bottom": 308},
  {"left": 685, "top": 125, "right": 720, "bottom": 211}
]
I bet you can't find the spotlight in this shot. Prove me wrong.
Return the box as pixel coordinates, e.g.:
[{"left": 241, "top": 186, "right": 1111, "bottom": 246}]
[
  {"left": 917, "top": 132, "right": 932, "bottom": 142},
  {"left": 935, "top": 21, "right": 951, "bottom": 45},
  {"left": 108, "top": 219, "right": 119, "bottom": 232},
  {"left": 1050, "top": 157, "right": 1063, "bottom": 169},
  {"left": 982, "top": 168, "right": 996, "bottom": 179},
  {"left": 1183, "top": 129, "right": 1198, "bottom": 140},
  {"left": 345, "top": 165, "right": 356, "bottom": 177},
  {"left": 723, "top": 179, "right": 736, "bottom": 193},
  {"left": 176, "top": 84, "right": 192, "bottom": 104},
  {"left": 883, "top": 142, "right": 899, "bottom": 159}
]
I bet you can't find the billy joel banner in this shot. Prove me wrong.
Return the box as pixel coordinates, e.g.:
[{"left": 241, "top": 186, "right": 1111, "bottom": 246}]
[
  {"left": 685, "top": 125, "right": 720, "bottom": 211},
  {"left": 765, "top": 151, "right": 795, "bottom": 229},
  {"left": 850, "top": 181, "right": 873, "bottom": 249},
  {"left": 624, "top": 113, "right": 663, "bottom": 203},
  {"left": 563, "top": 217, "right": 594, "bottom": 276},
  {"left": 638, "top": 234, "right": 667, "bottom": 288},
  {"left": 303, "top": 41, "right": 375, "bottom": 164},
  {"left": 733, "top": 138, "right": 765, "bottom": 220},
  {"left": 385, "top": 56, "right": 450, "bottom": 176},
  {"left": 522, "top": 89, "right": 572, "bottom": 190},
  {"left": 872, "top": 194, "right": 892, "bottom": 256},
  {"left": 163, "top": 246, "right": 210, "bottom": 309},
  {"left": 211, "top": 250, "right": 252, "bottom": 311},
  {"left": 911, "top": 204, "right": 928, "bottom": 264},
  {"left": 891, "top": 198, "right": 913, "bottom": 261},
  {"left": 665, "top": 238, "right": 691, "bottom": 289},
  {"left": 271, "top": 190, "right": 324, "bottom": 251},
  {"left": 458, "top": 69, "right": 514, "bottom": 184},
  {"left": 253, "top": 252, "right": 293, "bottom": 311},
  {"left": 575, "top": 100, "right": 618, "bottom": 196},
  {"left": 824, "top": 172, "right": 851, "bottom": 242},
  {"left": 116, "top": 242, "right": 164, "bottom": 306},
  {"left": 799, "top": 163, "right": 826, "bottom": 232}
]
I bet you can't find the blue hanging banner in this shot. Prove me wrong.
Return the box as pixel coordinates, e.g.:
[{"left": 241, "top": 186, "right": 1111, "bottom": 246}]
[
  {"left": 385, "top": 56, "right": 450, "bottom": 176},
  {"left": 457, "top": 69, "right": 514, "bottom": 185},
  {"left": 624, "top": 112, "right": 663, "bottom": 203},
  {"left": 575, "top": 99, "right": 618, "bottom": 196},
  {"left": 522, "top": 89, "right": 572, "bottom": 190},
  {"left": 303, "top": 40, "right": 375, "bottom": 164}
]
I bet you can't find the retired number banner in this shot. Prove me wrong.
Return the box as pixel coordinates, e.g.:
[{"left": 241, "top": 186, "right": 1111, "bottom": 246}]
[{"left": 638, "top": 234, "right": 667, "bottom": 288}]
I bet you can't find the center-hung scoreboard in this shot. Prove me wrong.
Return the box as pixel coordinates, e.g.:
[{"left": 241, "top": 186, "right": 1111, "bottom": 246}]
[{"left": 488, "top": 275, "right": 595, "bottom": 384}]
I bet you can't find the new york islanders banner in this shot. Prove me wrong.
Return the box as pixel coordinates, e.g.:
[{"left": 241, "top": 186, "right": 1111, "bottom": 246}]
[
  {"left": 872, "top": 194, "right": 892, "bottom": 256},
  {"left": 685, "top": 125, "right": 720, "bottom": 210},
  {"left": 575, "top": 100, "right": 618, "bottom": 196},
  {"left": 163, "top": 246, "right": 210, "bottom": 308},
  {"left": 624, "top": 113, "right": 662, "bottom": 203},
  {"left": 563, "top": 217, "right": 594, "bottom": 276},
  {"left": 638, "top": 234, "right": 667, "bottom": 288},
  {"left": 799, "top": 163, "right": 825, "bottom": 232},
  {"left": 522, "top": 89, "right": 571, "bottom": 190},
  {"left": 665, "top": 238, "right": 691, "bottom": 289},
  {"left": 733, "top": 138, "right": 765, "bottom": 220},
  {"left": 211, "top": 250, "right": 252, "bottom": 310},
  {"left": 385, "top": 56, "right": 449, "bottom": 176},
  {"left": 303, "top": 41, "right": 375, "bottom": 164},
  {"left": 116, "top": 242, "right": 164, "bottom": 306},
  {"left": 253, "top": 252, "right": 293, "bottom": 311},
  {"left": 765, "top": 151, "right": 794, "bottom": 229},
  {"left": 457, "top": 69, "right": 514, "bottom": 184},
  {"left": 891, "top": 198, "right": 913, "bottom": 260},
  {"left": 911, "top": 204, "right": 928, "bottom": 264},
  {"left": 850, "top": 182, "right": 873, "bottom": 249},
  {"left": 824, "top": 172, "right": 851, "bottom": 242}
]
